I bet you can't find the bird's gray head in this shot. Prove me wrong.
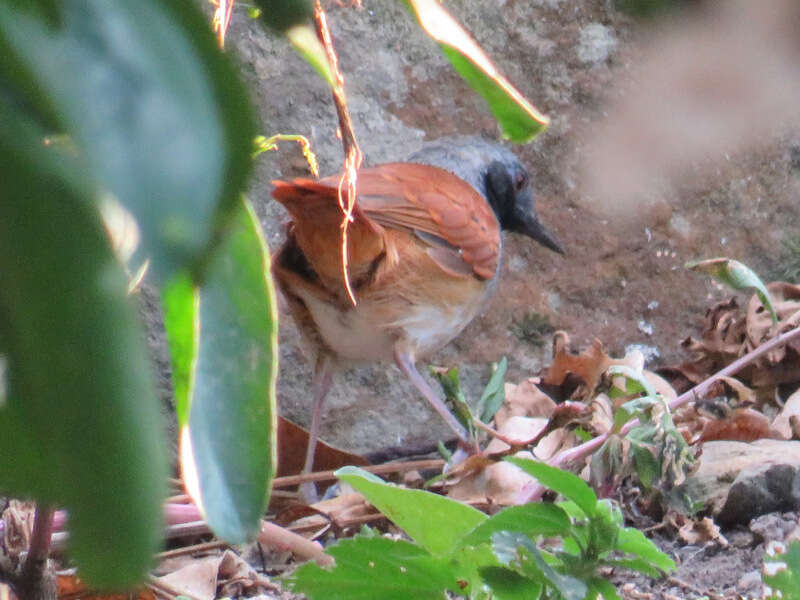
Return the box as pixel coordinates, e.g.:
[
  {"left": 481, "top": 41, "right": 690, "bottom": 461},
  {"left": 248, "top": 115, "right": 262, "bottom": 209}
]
[{"left": 408, "top": 137, "right": 563, "bottom": 253}]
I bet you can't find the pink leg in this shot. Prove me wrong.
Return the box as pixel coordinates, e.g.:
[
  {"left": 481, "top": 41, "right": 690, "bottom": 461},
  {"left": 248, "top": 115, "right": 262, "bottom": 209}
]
[
  {"left": 393, "top": 345, "right": 469, "bottom": 443},
  {"left": 300, "top": 354, "right": 334, "bottom": 502}
]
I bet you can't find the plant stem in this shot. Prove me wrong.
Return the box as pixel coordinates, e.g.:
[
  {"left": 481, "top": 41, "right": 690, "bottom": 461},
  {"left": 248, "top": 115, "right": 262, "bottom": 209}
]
[
  {"left": 13, "top": 503, "right": 56, "bottom": 600},
  {"left": 517, "top": 325, "right": 800, "bottom": 503}
]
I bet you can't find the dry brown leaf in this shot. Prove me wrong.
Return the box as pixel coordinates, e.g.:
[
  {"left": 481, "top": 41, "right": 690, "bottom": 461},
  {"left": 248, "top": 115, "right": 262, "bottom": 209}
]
[
  {"left": 277, "top": 417, "right": 370, "bottom": 478},
  {"left": 156, "top": 549, "right": 261, "bottom": 600},
  {"left": 495, "top": 379, "right": 556, "bottom": 427},
  {"left": 543, "top": 336, "right": 613, "bottom": 393},
  {"left": 771, "top": 388, "right": 800, "bottom": 440},
  {"left": 699, "top": 407, "right": 772, "bottom": 443},
  {"left": 446, "top": 451, "right": 537, "bottom": 505},
  {"left": 678, "top": 516, "right": 728, "bottom": 547},
  {"left": 485, "top": 416, "right": 549, "bottom": 452}
]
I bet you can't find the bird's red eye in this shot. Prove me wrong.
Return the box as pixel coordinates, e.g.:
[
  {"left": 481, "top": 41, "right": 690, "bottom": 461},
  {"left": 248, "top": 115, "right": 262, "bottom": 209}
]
[{"left": 514, "top": 172, "right": 528, "bottom": 192}]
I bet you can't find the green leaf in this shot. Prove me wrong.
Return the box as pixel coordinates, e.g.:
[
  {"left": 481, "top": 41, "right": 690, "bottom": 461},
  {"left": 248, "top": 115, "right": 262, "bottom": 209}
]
[
  {"left": 614, "top": 528, "right": 675, "bottom": 573},
  {"left": 764, "top": 541, "right": 800, "bottom": 600},
  {"left": 687, "top": 258, "right": 777, "bottom": 324},
  {"left": 286, "top": 24, "right": 337, "bottom": 89},
  {"left": 0, "top": 0, "right": 256, "bottom": 282},
  {"left": 253, "top": 0, "right": 313, "bottom": 31},
  {"left": 588, "top": 577, "right": 622, "bottom": 600},
  {"left": 173, "top": 201, "right": 278, "bottom": 544},
  {"left": 478, "top": 357, "right": 507, "bottom": 423},
  {"left": 404, "top": 0, "right": 548, "bottom": 143},
  {"left": 162, "top": 273, "right": 197, "bottom": 427},
  {"left": 493, "top": 531, "right": 588, "bottom": 600},
  {"left": 429, "top": 366, "right": 474, "bottom": 433},
  {"left": 479, "top": 566, "right": 543, "bottom": 600},
  {"left": 288, "top": 536, "right": 462, "bottom": 600},
  {"left": 457, "top": 503, "right": 571, "bottom": 549},
  {"left": 601, "top": 557, "right": 661, "bottom": 578},
  {"left": 506, "top": 457, "right": 598, "bottom": 517},
  {"left": 336, "top": 466, "right": 486, "bottom": 555},
  {"left": 606, "top": 365, "right": 656, "bottom": 398},
  {"left": 0, "top": 119, "right": 167, "bottom": 588}
]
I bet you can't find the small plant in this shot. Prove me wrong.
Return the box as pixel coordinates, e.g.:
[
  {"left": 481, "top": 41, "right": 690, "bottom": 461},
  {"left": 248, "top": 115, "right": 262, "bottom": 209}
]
[
  {"left": 511, "top": 311, "right": 556, "bottom": 347},
  {"left": 288, "top": 460, "right": 675, "bottom": 599}
]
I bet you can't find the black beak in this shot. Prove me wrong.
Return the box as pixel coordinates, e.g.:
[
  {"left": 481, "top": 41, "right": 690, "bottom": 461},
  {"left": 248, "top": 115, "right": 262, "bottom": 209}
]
[{"left": 519, "top": 215, "right": 564, "bottom": 254}]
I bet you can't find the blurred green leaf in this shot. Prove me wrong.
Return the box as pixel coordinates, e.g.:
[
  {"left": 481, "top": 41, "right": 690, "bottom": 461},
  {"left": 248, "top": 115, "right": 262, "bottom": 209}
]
[
  {"left": 764, "top": 541, "right": 800, "bottom": 599},
  {"left": 0, "top": 114, "right": 167, "bottom": 588},
  {"left": 607, "top": 365, "right": 655, "bottom": 398},
  {"left": 506, "top": 457, "right": 598, "bottom": 517},
  {"left": 173, "top": 201, "right": 278, "bottom": 543},
  {"left": 336, "top": 466, "right": 486, "bottom": 555},
  {"left": 404, "top": 0, "right": 548, "bottom": 143},
  {"left": 0, "top": 0, "right": 256, "bottom": 282},
  {"left": 479, "top": 566, "right": 543, "bottom": 600},
  {"left": 478, "top": 357, "right": 507, "bottom": 423},
  {"left": 429, "top": 366, "right": 474, "bottom": 433},
  {"left": 288, "top": 536, "right": 461, "bottom": 600},
  {"left": 162, "top": 273, "right": 197, "bottom": 427},
  {"left": 687, "top": 258, "right": 777, "bottom": 324},
  {"left": 588, "top": 576, "right": 622, "bottom": 600},
  {"left": 286, "top": 24, "right": 338, "bottom": 89}
]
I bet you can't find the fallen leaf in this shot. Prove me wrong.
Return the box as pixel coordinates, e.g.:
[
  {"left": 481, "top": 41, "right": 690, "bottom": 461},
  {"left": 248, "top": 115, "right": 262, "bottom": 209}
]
[
  {"left": 772, "top": 388, "right": 800, "bottom": 440},
  {"left": 678, "top": 516, "right": 728, "bottom": 546},
  {"left": 495, "top": 379, "right": 556, "bottom": 427},
  {"left": 277, "top": 416, "right": 370, "bottom": 478},
  {"left": 699, "top": 407, "right": 773, "bottom": 443}
]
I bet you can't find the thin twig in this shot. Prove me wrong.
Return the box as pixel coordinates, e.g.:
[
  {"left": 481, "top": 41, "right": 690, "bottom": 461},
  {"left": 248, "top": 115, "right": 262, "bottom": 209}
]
[
  {"left": 272, "top": 458, "right": 445, "bottom": 488},
  {"left": 155, "top": 540, "right": 229, "bottom": 560},
  {"left": 313, "top": 0, "right": 363, "bottom": 306},
  {"left": 517, "top": 325, "right": 800, "bottom": 503}
]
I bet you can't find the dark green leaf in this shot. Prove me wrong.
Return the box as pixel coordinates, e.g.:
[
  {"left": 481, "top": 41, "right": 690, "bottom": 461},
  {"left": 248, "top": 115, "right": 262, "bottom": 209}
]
[
  {"left": 336, "top": 466, "right": 486, "bottom": 555},
  {"left": 288, "top": 536, "right": 462, "bottom": 600},
  {"left": 404, "top": 0, "right": 548, "bottom": 143},
  {"left": 614, "top": 528, "right": 675, "bottom": 573},
  {"left": 0, "top": 119, "right": 167, "bottom": 588},
  {"left": 479, "top": 566, "right": 543, "bottom": 600},
  {"left": 506, "top": 457, "right": 598, "bottom": 517},
  {"left": 478, "top": 357, "right": 507, "bottom": 423},
  {"left": 0, "top": 0, "right": 256, "bottom": 282},
  {"left": 458, "top": 503, "right": 571, "bottom": 548},
  {"left": 176, "top": 201, "right": 278, "bottom": 543}
]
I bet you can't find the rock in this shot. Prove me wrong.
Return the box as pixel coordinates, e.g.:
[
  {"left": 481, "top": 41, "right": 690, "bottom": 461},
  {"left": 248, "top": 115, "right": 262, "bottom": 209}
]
[
  {"left": 736, "top": 569, "right": 762, "bottom": 596},
  {"left": 750, "top": 512, "right": 799, "bottom": 544},
  {"left": 677, "top": 440, "right": 800, "bottom": 523},
  {"left": 718, "top": 464, "right": 797, "bottom": 526},
  {"left": 577, "top": 23, "right": 617, "bottom": 65}
]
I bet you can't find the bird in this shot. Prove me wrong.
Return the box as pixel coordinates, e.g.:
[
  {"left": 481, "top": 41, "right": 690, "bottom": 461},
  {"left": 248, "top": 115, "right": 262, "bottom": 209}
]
[{"left": 271, "top": 137, "right": 563, "bottom": 485}]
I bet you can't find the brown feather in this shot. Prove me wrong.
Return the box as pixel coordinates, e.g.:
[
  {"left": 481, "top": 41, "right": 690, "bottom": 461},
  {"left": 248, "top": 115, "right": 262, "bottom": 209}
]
[{"left": 271, "top": 163, "right": 500, "bottom": 287}]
